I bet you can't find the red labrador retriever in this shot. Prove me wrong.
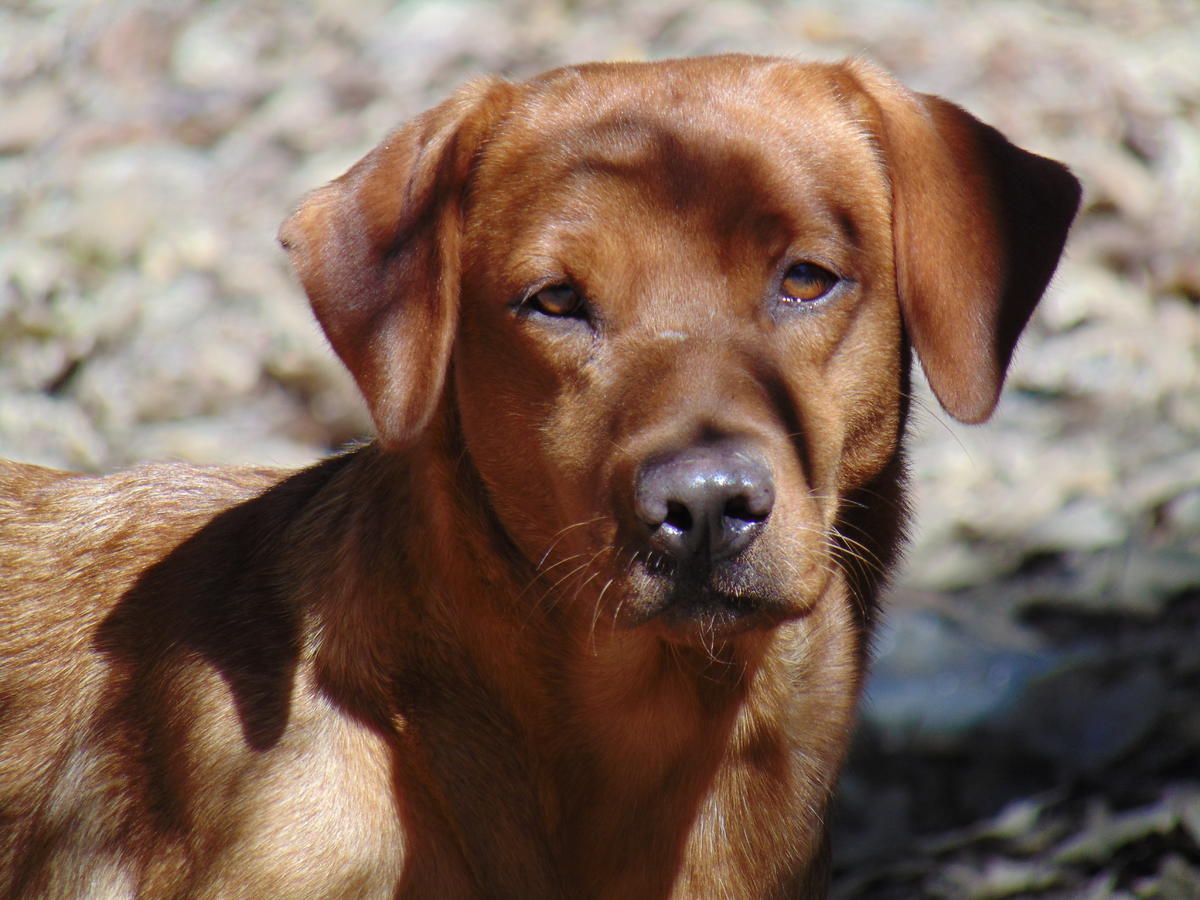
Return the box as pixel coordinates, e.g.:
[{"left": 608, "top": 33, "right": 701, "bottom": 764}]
[{"left": 0, "top": 55, "right": 1079, "bottom": 897}]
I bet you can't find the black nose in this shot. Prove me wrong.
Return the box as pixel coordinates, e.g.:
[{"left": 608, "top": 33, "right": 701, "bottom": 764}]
[{"left": 634, "top": 442, "right": 774, "bottom": 565}]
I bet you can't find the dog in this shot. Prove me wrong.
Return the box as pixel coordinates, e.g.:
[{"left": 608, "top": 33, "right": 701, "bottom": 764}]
[{"left": 0, "top": 55, "right": 1079, "bottom": 898}]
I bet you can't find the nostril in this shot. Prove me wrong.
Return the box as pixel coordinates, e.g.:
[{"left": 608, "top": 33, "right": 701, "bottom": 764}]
[
  {"left": 663, "top": 501, "right": 693, "bottom": 533},
  {"left": 724, "top": 493, "right": 769, "bottom": 525}
]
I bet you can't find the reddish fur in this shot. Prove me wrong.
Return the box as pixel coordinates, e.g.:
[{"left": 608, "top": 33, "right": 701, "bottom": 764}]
[{"left": 0, "top": 55, "right": 1078, "bottom": 898}]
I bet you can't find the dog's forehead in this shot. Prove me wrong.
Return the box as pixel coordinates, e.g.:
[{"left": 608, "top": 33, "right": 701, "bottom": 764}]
[
  {"left": 488, "top": 57, "right": 872, "bottom": 181},
  {"left": 467, "top": 57, "right": 887, "bottom": 270},
  {"left": 518, "top": 55, "right": 858, "bottom": 126}
]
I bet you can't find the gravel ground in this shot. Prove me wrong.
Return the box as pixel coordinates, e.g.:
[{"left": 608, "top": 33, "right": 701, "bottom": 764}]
[{"left": 2, "top": 1, "right": 1198, "bottom": 896}]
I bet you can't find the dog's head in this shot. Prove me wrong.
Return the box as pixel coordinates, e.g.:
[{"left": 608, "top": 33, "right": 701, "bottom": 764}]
[{"left": 281, "top": 56, "right": 1079, "bottom": 647}]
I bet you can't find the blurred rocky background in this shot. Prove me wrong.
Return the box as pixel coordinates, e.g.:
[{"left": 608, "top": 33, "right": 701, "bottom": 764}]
[{"left": 2, "top": 0, "right": 1197, "bottom": 895}]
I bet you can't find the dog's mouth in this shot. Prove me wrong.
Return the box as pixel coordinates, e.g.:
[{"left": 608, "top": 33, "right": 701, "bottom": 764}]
[
  {"left": 619, "top": 553, "right": 807, "bottom": 643},
  {"left": 651, "top": 587, "right": 796, "bottom": 643}
]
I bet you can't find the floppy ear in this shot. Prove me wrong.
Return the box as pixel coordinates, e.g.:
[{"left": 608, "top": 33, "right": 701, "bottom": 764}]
[
  {"left": 846, "top": 61, "right": 1082, "bottom": 423},
  {"left": 279, "top": 78, "right": 515, "bottom": 447}
]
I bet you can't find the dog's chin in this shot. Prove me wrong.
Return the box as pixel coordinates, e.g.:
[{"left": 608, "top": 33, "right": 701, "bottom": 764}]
[
  {"left": 620, "top": 564, "right": 806, "bottom": 647},
  {"left": 652, "top": 591, "right": 798, "bottom": 645}
]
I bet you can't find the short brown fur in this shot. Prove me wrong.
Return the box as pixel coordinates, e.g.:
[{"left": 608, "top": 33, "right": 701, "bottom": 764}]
[{"left": 0, "top": 55, "right": 1079, "bottom": 898}]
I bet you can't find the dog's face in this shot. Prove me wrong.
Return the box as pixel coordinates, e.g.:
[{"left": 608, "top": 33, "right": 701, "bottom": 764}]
[
  {"left": 454, "top": 62, "right": 901, "bottom": 642},
  {"left": 280, "top": 56, "right": 1080, "bottom": 647}
]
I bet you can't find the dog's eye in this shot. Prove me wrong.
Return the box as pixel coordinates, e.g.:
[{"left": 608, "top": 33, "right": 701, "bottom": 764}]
[
  {"left": 780, "top": 263, "right": 839, "bottom": 304},
  {"left": 528, "top": 284, "right": 585, "bottom": 318}
]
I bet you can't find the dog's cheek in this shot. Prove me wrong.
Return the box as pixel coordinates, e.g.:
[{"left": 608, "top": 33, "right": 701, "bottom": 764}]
[
  {"left": 537, "top": 373, "right": 619, "bottom": 546},
  {"left": 826, "top": 302, "right": 906, "bottom": 491},
  {"left": 452, "top": 313, "right": 602, "bottom": 566}
]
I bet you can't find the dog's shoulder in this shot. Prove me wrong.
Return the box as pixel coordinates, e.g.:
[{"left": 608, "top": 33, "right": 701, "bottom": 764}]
[{"left": 0, "top": 457, "right": 285, "bottom": 510}]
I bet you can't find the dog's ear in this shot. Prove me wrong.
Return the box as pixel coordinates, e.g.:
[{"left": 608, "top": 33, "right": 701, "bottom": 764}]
[
  {"left": 846, "top": 61, "right": 1081, "bottom": 423},
  {"left": 280, "top": 78, "right": 515, "bottom": 447}
]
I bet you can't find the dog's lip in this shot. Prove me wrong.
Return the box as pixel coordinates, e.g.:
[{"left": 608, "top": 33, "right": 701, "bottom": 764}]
[
  {"left": 603, "top": 534, "right": 827, "bottom": 643},
  {"left": 630, "top": 586, "right": 802, "bottom": 642}
]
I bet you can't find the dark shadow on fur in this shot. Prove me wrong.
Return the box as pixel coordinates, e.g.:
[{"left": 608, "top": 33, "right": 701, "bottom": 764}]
[{"left": 93, "top": 454, "right": 356, "bottom": 755}]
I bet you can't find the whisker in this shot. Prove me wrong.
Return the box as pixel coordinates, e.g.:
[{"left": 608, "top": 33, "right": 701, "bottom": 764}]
[{"left": 536, "top": 517, "right": 606, "bottom": 570}]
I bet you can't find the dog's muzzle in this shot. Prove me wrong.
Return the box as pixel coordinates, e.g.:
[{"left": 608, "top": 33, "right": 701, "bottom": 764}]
[{"left": 631, "top": 440, "right": 783, "bottom": 635}]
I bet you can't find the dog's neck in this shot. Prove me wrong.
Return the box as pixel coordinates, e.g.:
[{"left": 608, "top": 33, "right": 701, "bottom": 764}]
[{"left": 289, "top": 437, "right": 859, "bottom": 895}]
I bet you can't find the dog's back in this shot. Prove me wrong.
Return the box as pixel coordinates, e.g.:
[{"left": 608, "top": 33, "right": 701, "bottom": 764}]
[
  {"left": 0, "top": 461, "right": 278, "bottom": 894},
  {"left": 0, "top": 455, "right": 430, "bottom": 898}
]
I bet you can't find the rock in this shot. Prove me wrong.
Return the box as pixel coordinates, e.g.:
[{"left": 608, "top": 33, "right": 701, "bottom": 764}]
[
  {"left": 1024, "top": 496, "right": 1128, "bottom": 554},
  {"left": 1015, "top": 663, "right": 1166, "bottom": 773},
  {"left": 0, "top": 82, "right": 67, "bottom": 154},
  {"left": 1053, "top": 797, "right": 1179, "bottom": 866},
  {"left": 864, "top": 609, "right": 1056, "bottom": 742}
]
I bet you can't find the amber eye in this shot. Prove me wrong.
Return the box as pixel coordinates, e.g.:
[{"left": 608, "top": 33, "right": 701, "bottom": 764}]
[
  {"left": 528, "top": 284, "right": 585, "bottom": 318},
  {"left": 780, "top": 263, "right": 839, "bottom": 304}
]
